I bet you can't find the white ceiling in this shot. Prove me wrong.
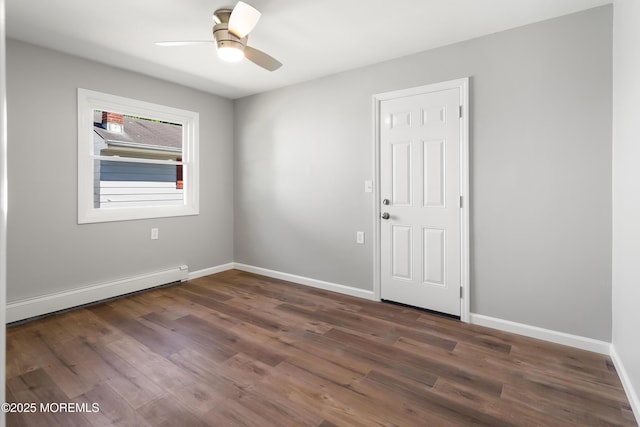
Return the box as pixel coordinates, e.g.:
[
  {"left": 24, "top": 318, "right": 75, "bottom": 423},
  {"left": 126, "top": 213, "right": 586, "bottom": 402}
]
[{"left": 7, "top": 0, "right": 611, "bottom": 99}]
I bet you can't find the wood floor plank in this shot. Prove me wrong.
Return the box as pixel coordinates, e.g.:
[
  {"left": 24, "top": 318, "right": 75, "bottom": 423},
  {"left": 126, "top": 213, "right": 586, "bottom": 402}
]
[
  {"left": 6, "top": 329, "right": 53, "bottom": 379},
  {"left": 225, "top": 295, "right": 335, "bottom": 335},
  {"left": 350, "top": 370, "right": 490, "bottom": 427},
  {"left": 432, "top": 377, "right": 567, "bottom": 427},
  {"left": 267, "top": 362, "right": 377, "bottom": 427},
  {"left": 167, "top": 347, "right": 237, "bottom": 390},
  {"left": 242, "top": 382, "right": 323, "bottom": 426},
  {"left": 142, "top": 311, "right": 238, "bottom": 363},
  {"left": 234, "top": 382, "right": 325, "bottom": 427},
  {"left": 4, "top": 383, "right": 32, "bottom": 427},
  {"left": 501, "top": 378, "right": 634, "bottom": 426},
  {"left": 106, "top": 336, "right": 196, "bottom": 391},
  {"left": 16, "top": 334, "right": 99, "bottom": 399},
  {"left": 128, "top": 293, "right": 192, "bottom": 321},
  {"left": 93, "top": 307, "right": 182, "bottom": 358},
  {"left": 281, "top": 329, "right": 377, "bottom": 377},
  {"left": 165, "top": 375, "right": 248, "bottom": 421},
  {"left": 171, "top": 286, "right": 286, "bottom": 332},
  {"left": 5, "top": 269, "right": 637, "bottom": 426},
  {"left": 90, "top": 343, "right": 167, "bottom": 409},
  {"left": 218, "top": 352, "right": 273, "bottom": 388},
  {"left": 75, "top": 382, "right": 151, "bottom": 427},
  {"left": 7, "top": 374, "right": 65, "bottom": 427},
  {"left": 278, "top": 302, "right": 459, "bottom": 351},
  {"left": 325, "top": 327, "right": 505, "bottom": 397},
  {"left": 202, "top": 393, "right": 293, "bottom": 427},
  {"left": 46, "top": 308, "right": 124, "bottom": 347},
  {"left": 137, "top": 396, "right": 209, "bottom": 427},
  {"left": 8, "top": 369, "right": 92, "bottom": 427},
  {"left": 285, "top": 353, "right": 364, "bottom": 388},
  {"left": 172, "top": 314, "right": 287, "bottom": 367}
]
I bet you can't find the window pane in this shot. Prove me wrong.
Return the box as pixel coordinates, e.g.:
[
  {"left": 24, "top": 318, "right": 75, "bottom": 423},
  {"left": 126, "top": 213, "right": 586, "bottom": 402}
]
[
  {"left": 94, "top": 159, "right": 184, "bottom": 209},
  {"left": 78, "top": 88, "right": 199, "bottom": 223},
  {"left": 93, "top": 110, "right": 182, "bottom": 160}
]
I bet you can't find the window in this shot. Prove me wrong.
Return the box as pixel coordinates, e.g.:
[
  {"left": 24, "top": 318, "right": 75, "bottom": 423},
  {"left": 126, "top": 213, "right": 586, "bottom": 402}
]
[{"left": 77, "top": 89, "right": 199, "bottom": 223}]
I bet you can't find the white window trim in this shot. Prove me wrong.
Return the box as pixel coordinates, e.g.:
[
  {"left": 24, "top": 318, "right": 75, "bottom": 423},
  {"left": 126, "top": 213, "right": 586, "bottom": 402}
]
[{"left": 77, "top": 88, "right": 199, "bottom": 224}]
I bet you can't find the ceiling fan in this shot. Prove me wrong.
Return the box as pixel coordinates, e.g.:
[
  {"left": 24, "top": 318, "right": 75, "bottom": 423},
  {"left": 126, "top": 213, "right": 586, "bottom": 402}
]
[{"left": 156, "top": 1, "right": 282, "bottom": 72}]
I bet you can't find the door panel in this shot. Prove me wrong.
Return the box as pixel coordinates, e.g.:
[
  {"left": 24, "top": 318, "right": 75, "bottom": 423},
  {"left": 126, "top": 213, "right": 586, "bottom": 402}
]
[
  {"left": 391, "top": 111, "right": 412, "bottom": 129},
  {"left": 380, "top": 87, "right": 462, "bottom": 316},
  {"left": 423, "top": 139, "right": 445, "bottom": 208},
  {"left": 391, "top": 142, "right": 412, "bottom": 206},
  {"left": 391, "top": 225, "right": 413, "bottom": 280},
  {"left": 423, "top": 227, "right": 445, "bottom": 286}
]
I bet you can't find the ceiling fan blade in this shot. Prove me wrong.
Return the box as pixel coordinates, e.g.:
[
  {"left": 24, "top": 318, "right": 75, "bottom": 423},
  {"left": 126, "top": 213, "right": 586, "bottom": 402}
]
[
  {"left": 228, "top": 1, "right": 261, "bottom": 38},
  {"left": 155, "top": 41, "right": 214, "bottom": 47},
  {"left": 244, "top": 46, "right": 282, "bottom": 71}
]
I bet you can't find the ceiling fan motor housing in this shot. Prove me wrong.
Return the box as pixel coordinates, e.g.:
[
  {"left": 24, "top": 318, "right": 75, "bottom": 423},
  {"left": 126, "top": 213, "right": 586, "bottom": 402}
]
[
  {"left": 213, "top": 9, "right": 247, "bottom": 52},
  {"left": 213, "top": 22, "right": 247, "bottom": 52}
]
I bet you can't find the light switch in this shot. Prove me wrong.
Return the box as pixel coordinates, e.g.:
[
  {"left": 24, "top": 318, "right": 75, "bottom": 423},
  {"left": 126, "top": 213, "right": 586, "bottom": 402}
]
[
  {"left": 151, "top": 228, "right": 159, "bottom": 240},
  {"left": 364, "top": 180, "right": 373, "bottom": 193},
  {"left": 356, "top": 231, "right": 365, "bottom": 244}
]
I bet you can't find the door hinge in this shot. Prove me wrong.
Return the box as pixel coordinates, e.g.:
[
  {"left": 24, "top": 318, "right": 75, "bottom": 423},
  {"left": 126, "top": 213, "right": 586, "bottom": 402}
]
[
  {"left": 459, "top": 195, "right": 463, "bottom": 208},
  {"left": 460, "top": 286, "right": 464, "bottom": 298},
  {"left": 458, "top": 105, "right": 462, "bottom": 118}
]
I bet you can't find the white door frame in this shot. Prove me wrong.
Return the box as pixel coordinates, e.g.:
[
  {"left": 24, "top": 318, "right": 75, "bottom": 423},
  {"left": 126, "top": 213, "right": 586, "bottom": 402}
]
[
  {"left": 1, "top": 0, "right": 7, "bottom": 417},
  {"left": 372, "top": 78, "right": 470, "bottom": 322}
]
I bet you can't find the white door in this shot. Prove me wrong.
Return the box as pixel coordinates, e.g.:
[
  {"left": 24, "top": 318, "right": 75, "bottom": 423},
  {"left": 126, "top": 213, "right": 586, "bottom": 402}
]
[{"left": 379, "top": 86, "right": 463, "bottom": 316}]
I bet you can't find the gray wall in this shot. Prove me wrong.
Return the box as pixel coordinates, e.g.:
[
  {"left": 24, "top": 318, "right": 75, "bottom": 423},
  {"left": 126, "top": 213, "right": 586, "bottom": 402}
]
[
  {"left": 612, "top": 0, "right": 640, "bottom": 414},
  {"left": 6, "top": 39, "right": 234, "bottom": 302},
  {"left": 235, "top": 6, "right": 613, "bottom": 341}
]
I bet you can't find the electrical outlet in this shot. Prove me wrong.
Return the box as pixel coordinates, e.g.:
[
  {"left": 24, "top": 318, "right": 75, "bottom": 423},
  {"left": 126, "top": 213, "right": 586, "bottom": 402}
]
[
  {"left": 151, "top": 228, "right": 159, "bottom": 240},
  {"left": 356, "top": 231, "right": 365, "bottom": 244}
]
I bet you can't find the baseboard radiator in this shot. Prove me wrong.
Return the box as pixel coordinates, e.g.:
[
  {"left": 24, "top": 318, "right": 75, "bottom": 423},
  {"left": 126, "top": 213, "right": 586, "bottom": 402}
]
[{"left": 6, "top": 265, "right": 189, "bottom": 323}]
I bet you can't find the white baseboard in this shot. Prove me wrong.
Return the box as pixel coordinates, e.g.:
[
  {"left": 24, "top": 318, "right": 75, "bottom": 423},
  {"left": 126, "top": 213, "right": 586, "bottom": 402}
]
[
  {"left": 469, "top": 313, "right": 611, "bottom": 355},
  {"left": 188, "top": 263, "right": 234, "bottom": 280},
  {"left": 6, "top": 265, "right": 189, "bottom": 323},
  {"left": 610, "top": 345, "right": 640, "bottom": 422},
  {"left": 233, "top": 263, "right": 376, "bottom": 301}
]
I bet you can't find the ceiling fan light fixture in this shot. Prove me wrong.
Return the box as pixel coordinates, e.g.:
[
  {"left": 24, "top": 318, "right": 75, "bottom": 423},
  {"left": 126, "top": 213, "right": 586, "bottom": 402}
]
[
  {"left": 217, "top": 45, "right": 245, "bottom": 62},
  {"left": 227, "top": 1, "right": 261, "bottom": 38}
]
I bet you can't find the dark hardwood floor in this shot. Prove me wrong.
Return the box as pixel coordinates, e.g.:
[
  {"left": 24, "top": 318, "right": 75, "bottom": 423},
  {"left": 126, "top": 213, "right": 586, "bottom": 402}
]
[{"left": 5, "top": 270, "right": 637, "bottom": 426}]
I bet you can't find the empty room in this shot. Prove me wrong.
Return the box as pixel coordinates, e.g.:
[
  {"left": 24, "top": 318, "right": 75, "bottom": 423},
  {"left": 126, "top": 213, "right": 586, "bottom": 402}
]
[{"left": 0, "top": 0, "right": 639, "bottom": 425}]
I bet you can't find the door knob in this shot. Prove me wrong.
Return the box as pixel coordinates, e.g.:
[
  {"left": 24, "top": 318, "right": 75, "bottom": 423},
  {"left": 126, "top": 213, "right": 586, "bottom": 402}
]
[
  {"left": 381, "top": 212, "right": 390, "bottom": 220},
  {"left": 382, "top": 199, "right": 390, "bottom": 205}
]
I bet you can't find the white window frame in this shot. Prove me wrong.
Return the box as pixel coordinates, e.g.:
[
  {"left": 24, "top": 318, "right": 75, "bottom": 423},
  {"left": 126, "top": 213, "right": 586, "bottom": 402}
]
[{"left": 77, "top": 88, "right": 199, "bottom": 224}]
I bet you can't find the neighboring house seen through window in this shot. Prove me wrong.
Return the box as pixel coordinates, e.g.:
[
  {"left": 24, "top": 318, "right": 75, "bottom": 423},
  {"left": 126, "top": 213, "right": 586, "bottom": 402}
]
[{"left": 78, "top": 89, "right": 199, "bottom": 223}]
